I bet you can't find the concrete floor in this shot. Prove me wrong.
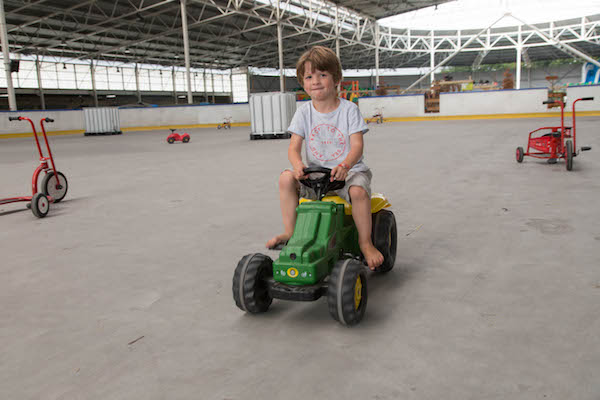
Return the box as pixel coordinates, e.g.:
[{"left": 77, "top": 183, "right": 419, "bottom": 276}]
[{"left": 1, "top": 117, "right": 599, "bottom": 400}]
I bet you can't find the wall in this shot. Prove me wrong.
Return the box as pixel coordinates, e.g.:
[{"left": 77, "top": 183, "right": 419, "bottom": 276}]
[
  {"left": 566, "top": 84, "right": 600, "bottom": 111},
  {"left": 0, "top": 109, "right": 84, "bottom": 134},
  {"left": 359, "top": 94, "right": 425, "bottom": 118},
  {"left": 118, "top": 103, "right": 250, "bottom": 129},
  {"left": 0, "top": 103, "right": 251, "bottom": 136},
  {"left": 439, "top": 88, "right": 551, "bottom": 116}
]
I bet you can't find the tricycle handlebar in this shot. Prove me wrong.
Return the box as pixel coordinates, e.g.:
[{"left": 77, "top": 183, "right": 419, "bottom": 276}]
[
  {"left": 44, "top": 118, "right": 54, "bottom": 123},
  {"left": 8, "top": 116, "right": 20, "bottom": 121},
  {"left": 580, "top": 97, "right": 594, "bottom": 101},
  {"left": 542, "top": 101, "right": 556, "bottom": 105}
]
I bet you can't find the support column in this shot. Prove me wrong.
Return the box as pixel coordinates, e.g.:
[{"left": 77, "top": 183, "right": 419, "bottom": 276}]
[
  {"left": 516, "top": 25, "right": 522, "bottom": 90},
  {"left": 229, "top": 70, "right": 233, "bottom": 103},
  {"left": 180, "top": 0, "right": 193, "bottom": 104},
  {"left": 135, "top": 63, "right": 141, "bottom": 103},
  {"left": 335, "top": 6, "right": 340, "bottom": 59},
  {"left": 375, "top": 23, "right": 380, "bottom": 88},
  {"left": 172, "top": 66, "right": 177, "bottom": 104},
  {"left": 0, "top": 0, "right": 16, "bottom": 110},
  {"left": 203, "top": 70, "right": 208, "bottom": 102},
  {"left": 35, "top": 55, "right": 45, "bottom": 110},
  {"left": 90, "top": 60, "right": 98, "bottom": 107},
  {"left": 211, "top": 72, "right": 215, "bottom": 103},
  {"left": 430, "top": 30, "right": 435, "bottom": 84},
  {"left": 277, "top": 21, "right": 284, "bottom": 92}
]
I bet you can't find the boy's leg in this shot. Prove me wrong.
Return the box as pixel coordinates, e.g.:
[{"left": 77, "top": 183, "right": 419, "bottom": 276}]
[
  {"left": 266, "top": 170, "right": 299, "bottom": 249},
  {"left": 348, "top": 185, "right": 384, "bottom": 270}
]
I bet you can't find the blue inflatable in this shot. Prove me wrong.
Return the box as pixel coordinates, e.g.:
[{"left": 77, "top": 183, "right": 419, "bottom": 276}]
[{"left": 582, "top": 61, "right": 600, "bottom": 84}]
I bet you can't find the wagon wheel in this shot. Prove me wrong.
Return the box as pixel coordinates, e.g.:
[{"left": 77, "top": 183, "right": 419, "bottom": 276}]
[
  {"left": 565, "top": 140, "right": 573, "bottom": 171},
  {"left": 516, "top": 147, "right": 524, "bottom": 163}
]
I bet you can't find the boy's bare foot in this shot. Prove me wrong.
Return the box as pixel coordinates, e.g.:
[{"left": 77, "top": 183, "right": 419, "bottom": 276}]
[
  {"left": 266, "top": 233, "right": 291, "bottom": 249},
  {"left": 360, "top": 242, "right": 384, "bottom": 271}
]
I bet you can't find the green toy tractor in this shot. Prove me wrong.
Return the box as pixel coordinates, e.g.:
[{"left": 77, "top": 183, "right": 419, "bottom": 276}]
[{"left": 233, "top": 167, "right": 397, "bottom": 326}]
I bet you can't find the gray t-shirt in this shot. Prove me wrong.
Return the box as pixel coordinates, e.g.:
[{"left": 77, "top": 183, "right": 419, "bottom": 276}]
[{"left": 287, "top": 99, "right": 369, "bottom": 172}]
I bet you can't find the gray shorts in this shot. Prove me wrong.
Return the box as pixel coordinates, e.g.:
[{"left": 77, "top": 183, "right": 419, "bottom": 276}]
[{"left": 285, "top": 168, "right": 372, "bottom": 203}]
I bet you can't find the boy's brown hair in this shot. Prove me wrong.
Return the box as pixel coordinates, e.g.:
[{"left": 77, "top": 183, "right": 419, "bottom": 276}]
[{"left": 296, "top": 46, "right": 342, "bottom": 86}]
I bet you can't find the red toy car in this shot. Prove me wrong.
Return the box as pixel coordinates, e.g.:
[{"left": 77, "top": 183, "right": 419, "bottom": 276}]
[
  {"left": 516, "top": 97, "right": 593, "bottom": 170},
  {"left": 167, "top": 128, "right": 190, "bottom": 144}
]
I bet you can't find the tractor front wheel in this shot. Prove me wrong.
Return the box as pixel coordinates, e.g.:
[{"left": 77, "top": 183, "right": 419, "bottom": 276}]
[
  {"left": 328, "top": 259, "right": 368, "bottom": 326},
  {"left": 565, "top": 140, "right": 573, "bottom": 171},
  {"left": 233, "top": 253, "right": 273, "bottom": 313}
]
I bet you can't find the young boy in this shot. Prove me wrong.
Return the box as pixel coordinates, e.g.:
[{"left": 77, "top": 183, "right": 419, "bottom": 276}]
[{"left": 266, "top": 45, "right": 384, "bottom": 271}]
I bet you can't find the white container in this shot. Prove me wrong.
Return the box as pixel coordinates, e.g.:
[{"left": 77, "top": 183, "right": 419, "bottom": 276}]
[
  {"left": 249, "top": 92, "right": 296, "bottom": 139},
  {"left": 83, "top": 107, "right": 122, "bottom": 135}
]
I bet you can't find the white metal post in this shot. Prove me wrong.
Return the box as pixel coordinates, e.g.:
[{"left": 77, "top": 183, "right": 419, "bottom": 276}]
[
  {"left": 430, "top": 30, "right": 435, "bottom": 84},
  {"left": 0, "top": 0, "right": 17, "bottom": 110},
  {"left": 35, "top": 55, "right": 45, "bottom": 110},
  {"left": 203, "top": 70, "right": 208, "bottom": 102},
  {"left": 516, "top": 25, "right": 522, "bottom": 89},
  {"left": 180, "top": 0, "right": 193, "bottom": 104},
  {"left": 277, "top": 22, "right": 284, "bottom": 92},
  {"left": 90, "top": 60, "right": 98, "bottom": 107},
  {"left": 172, "top": 66, "right": 177, "bottom": 104},
  {"left": 335, "top": 6, "right": 340, "bottom": 59},
  {"left": 375, "top": 23, "right": 380, "bottom": 88},
  {"left": 135, "top": 63, "right": 141, "bottom": 103}
]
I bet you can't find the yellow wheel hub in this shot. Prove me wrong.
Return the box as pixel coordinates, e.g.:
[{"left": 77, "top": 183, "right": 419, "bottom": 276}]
[{"left": 354, "top": 276, "right": 362, "bottom": 310}]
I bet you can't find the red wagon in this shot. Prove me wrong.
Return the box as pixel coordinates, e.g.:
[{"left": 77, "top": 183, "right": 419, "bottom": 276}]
[
  {"left": 516, "top": 97, "right": 593, "bottom": 170},
  {"left": 1, "top": 116, "right": 68, "bottom": 218}
]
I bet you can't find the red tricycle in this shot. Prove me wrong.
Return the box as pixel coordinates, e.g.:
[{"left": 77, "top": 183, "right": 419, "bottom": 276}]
[
  {"left": 1, "top": 116, "right": 68, "bottom": 218},
  {"left": 366, "top": 108, "right": 384, "bottom": 124},
  {"left": 217, "top": 117, "right": 232, "bottom": 130},
  {"left": 516, "top": 97, "right": 593, "bottom": 170},
  {"left": 167, "top": 128, "right": 190, "bottom": 144}
]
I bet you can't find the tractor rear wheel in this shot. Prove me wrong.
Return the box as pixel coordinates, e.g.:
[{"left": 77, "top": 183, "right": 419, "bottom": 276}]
[
  {"left": 233, "top": 253, "right": 273, "bottom": 313},
  {"left": 328, "top": 259, "right": 368, "bottom": 326},
  {"left": 371, "top": 209, "right": 397, "bottom": 273}
]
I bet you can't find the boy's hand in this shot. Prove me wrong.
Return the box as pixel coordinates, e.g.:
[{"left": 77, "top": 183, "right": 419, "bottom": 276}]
[
  {"left": 293, "top": 165, "right": 308, "bottom": 180},
  {"left": 330, "top": 164, "right": 349, "bottom": 182}
]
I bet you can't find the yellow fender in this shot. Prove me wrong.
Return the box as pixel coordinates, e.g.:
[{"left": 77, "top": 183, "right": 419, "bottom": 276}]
[{"left": 299, "top": 193, "right": 391, "bottom": 216}]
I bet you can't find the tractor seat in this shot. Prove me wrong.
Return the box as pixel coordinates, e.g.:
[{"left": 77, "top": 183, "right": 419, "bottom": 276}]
[{"left": 299, "top": 193, "right": 391, "bottom": 215}]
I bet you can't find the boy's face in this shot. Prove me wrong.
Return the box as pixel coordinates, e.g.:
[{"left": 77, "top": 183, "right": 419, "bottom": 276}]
[{"left": 302, "top": 61, "right": 338, "bottom": 102}]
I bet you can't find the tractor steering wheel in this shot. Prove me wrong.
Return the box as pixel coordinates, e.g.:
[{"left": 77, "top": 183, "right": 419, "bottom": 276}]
[{"left": 299, "top": 167, "right": 345, "bottom": 200}]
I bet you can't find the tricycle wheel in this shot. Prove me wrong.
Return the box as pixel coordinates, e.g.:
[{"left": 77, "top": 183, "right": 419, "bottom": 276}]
[
  {"left": 371, "top": 209, "right": 397, "bottom": 273},
  {"left": 182, "top": 135, "right": 190, "bottom": 143},
  {"left": 167, "top": 137, "right": 175, "bottom": 144},
  {"left": 328, "top": 259, "right": 368, "bottom": 326},
  {"left": 217, "top": 125, "right": 222, "bottom": 130},
  {"left": 516, "top": 147, "right": 524, "bottom": 163},
  {"left": 31, "top": 193, "right": 50, "bottom": 218},
  {"left": 42, "top": 171, "right": 68, "bottom": 203},
  {"left": 233, "top": 253, "right": 273, "bottom": 313},
  {"left": 565, "top": 140, "right": 573, "bottom": 171}
]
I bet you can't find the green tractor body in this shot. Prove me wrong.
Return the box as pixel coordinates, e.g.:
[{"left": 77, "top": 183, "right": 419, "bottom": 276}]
[
  {"left": 233, "top": 167, "right": 398, "bottom": 326},
  {"left": 272, "top": 201, "right": 359, "bottom": 286}
]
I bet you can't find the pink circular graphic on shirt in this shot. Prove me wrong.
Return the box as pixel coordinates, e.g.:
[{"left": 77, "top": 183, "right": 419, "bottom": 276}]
[{"left": 308, "top": 124, "right": 346, "bottom": 162}]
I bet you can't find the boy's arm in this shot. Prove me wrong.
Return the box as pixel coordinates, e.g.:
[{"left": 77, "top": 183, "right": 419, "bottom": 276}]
[
  {"left": 331, "top": 132, "right": 364, "bottom": 181},
  {"left": 288, "top": 133, "right": 307, "bottom": 179}
]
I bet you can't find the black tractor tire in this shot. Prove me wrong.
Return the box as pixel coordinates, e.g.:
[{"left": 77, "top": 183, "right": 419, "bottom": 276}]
[
  {"left": 327, "top": 259, "right": 368, "bottom": 326},
  {"left": 41, "top": 171, "right": 68, "bottom": 203},
  {"left": 31, "top": 193, "right": 50, "bottom": 218},
  {"left": 233, "top": 253, "right": 273, "bottom": 313},
  {"left": 371, "top": 209, "right": 397, "bottom": 273},
  {"left": 516, "top": 147, "right": 524, "bottom": 163},
  {"left": 565, "top": 140, "right": 573, "bottom": 171}
]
